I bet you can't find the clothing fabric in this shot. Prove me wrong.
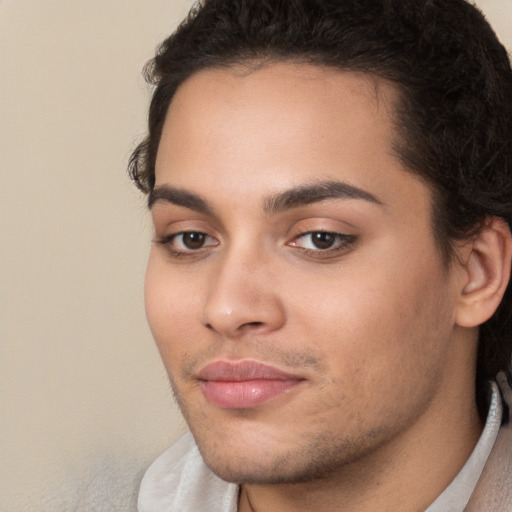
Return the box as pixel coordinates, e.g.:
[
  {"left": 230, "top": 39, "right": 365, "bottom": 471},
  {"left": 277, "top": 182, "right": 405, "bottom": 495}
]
[
  {"left": 138, "top": 374, "right": 512, "bottom": 512},
  {"left": 426, "top": 379, "right": 503, "bottom": 512}
]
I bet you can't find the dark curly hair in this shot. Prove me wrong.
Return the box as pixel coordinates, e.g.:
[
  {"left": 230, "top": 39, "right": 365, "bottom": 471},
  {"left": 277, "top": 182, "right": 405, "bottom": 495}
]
[{"left": 129, "top": 0, "right": 512, "bottom": 390}]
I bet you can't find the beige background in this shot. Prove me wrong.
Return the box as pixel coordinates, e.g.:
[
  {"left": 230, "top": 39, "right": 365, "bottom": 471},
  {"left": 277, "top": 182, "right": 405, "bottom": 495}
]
[{"left": 0, "top": 1, "right": 510, "bottom": 511}]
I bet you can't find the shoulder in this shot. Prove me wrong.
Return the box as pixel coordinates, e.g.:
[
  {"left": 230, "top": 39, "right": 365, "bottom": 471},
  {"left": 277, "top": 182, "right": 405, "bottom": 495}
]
[{"left": 138, "top": 432, "right": 238, "bottom": 512}]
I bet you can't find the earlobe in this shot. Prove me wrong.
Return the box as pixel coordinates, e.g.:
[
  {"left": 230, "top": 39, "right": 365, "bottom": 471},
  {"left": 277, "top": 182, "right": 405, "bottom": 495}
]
[{"left": 455, "top": 217, "right": 512, "bottom": 328}]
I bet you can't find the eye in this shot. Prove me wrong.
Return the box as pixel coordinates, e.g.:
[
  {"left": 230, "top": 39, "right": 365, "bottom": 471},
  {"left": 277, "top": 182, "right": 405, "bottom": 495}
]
[
  {"left": 288, "top": 231, "right": 356, "bottom": 252},
  {"left": 157, "top": 231, "right": 219, "bottom": 253}
]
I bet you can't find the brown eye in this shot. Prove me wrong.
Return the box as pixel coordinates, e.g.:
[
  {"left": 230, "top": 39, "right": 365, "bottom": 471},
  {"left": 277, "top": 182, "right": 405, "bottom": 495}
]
[
  {"left": 182, "top": 232, "right": 207, "bottom": 250},
  {"left": 310, "top": 232, "right": 336, "bottom": 249},
  {"left": 288, "top": 231, "right": 357, "bottom": 254},
  {"left": 157, "top": 231, "right": 219, "bottom": 254}
]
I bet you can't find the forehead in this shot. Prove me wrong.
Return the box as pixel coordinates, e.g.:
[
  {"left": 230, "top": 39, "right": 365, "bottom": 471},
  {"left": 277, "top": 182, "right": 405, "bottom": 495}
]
[
  {"left": 160, "top": 64, "right": 399, "bottom": 152},
  {"left": 157, "top": 63, "right": 399, "bottom": 170},
  {"left": 154, "top": 62, "right": 427, "bottom": 218}
]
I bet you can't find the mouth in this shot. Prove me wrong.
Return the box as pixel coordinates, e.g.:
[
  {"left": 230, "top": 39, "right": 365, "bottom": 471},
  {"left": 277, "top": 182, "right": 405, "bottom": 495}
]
[{"left": 197, "top": 360, "right": 305, "bottom": 409}]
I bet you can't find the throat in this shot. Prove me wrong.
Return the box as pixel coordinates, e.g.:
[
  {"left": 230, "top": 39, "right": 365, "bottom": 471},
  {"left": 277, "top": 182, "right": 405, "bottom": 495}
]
[{"left": 238, "top": 486, "right": 256, "bottom": 512}]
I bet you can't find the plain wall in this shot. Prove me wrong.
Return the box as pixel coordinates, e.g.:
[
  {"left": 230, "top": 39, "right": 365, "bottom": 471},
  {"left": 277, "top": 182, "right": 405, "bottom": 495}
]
[
  {"left": 0, "top": 2, "right": 192, "bottom": 511},
  {"left": 1, "top": 1, "right": 511, "bottom": 511}
]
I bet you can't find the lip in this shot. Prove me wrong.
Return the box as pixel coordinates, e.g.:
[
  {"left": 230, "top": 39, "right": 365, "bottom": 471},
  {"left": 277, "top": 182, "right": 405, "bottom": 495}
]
[{"left": 197, "top": 360, "right": 304, "bottom": 409}]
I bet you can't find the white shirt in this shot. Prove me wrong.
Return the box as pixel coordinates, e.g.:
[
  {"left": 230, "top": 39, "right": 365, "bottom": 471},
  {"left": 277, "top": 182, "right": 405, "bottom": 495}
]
[{"left": 138, "top": 382, "right": 502, "bottom": 512}]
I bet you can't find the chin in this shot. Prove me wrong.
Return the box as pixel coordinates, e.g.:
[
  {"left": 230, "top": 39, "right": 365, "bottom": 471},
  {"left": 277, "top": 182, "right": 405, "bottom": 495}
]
[{"left": 193, "top": 429, "right": 378, "bottom": 486}]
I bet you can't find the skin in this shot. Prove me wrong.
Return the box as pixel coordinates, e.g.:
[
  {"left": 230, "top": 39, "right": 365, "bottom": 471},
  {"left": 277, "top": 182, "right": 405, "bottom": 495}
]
[{"left": 145, "top": 63, "right": 484, "bottom": 511}]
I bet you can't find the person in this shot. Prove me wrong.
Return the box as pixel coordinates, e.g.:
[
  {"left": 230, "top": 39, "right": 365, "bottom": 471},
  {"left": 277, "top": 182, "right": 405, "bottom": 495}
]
[{"left": 129, "top": 0, "right": 512, "bottom": 510}]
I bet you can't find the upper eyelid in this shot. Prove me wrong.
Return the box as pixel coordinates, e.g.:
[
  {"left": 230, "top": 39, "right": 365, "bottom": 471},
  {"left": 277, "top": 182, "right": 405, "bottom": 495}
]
[
  {"left": 288, "top": 230, "right": 357, "bottom": 250},
  {"left": 160, "top": 230, "right": 217, "bottom": 243},
  {"left": 291, "top": 230, "right": 356, "bottom": 242},
  {"left": 156, "top": 227, "right": 353, "bottom": 241},
  {"left": 153, "top": 219, "right": 218, "bottom": 238},
  {"left": 287, "top": 225, "right": 355, "bottom": 239}
]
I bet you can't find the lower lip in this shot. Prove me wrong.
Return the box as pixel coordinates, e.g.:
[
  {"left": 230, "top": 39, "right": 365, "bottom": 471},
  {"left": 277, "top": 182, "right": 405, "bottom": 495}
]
[{"left": 201, "top": 379, "right": 301, "bottom": 409}]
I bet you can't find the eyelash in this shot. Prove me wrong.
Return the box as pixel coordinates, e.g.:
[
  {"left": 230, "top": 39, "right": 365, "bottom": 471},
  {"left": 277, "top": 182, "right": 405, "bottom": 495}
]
[
  {"left": 288, "top": 231, "right": 357, "bottom": 256},
  {"left": 155, "top": 230, "right": 357, "bottom": 259},
  {"left": 156, "top": 232, "right": 219, "bottom": 257}
]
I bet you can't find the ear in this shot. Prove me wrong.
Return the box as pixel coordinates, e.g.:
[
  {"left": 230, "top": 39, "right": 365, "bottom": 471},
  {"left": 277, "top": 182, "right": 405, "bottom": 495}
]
[{"left": 455, "top": 217, "right": 512, "bottom": 328}]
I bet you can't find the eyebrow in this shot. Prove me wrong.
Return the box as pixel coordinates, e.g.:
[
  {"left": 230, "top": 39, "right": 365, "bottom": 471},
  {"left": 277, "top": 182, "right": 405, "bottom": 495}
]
[
  {"left": 263, "top": 180, "right": 384, "bottom": 213},
  {"left": 148, "top": 185, "right": 214, "bottom": 214},
  {"left": 148, "top": 180, "right": 383, "bottom": 214}
]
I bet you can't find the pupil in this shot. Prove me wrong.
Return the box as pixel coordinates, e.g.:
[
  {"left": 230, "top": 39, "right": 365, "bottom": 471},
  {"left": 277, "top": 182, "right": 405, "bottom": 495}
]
[
  {"left": 183, "top": 232, "right": 205, "bottom": 249},
  {"left": 312, "top": 232, "right": 335, "bottom": 249}
]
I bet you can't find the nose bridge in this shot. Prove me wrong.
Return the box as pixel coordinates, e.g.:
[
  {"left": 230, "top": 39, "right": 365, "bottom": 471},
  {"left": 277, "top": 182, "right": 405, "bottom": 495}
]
[{"left": 202, "top": 239, "right": 285, "bottom": 337}]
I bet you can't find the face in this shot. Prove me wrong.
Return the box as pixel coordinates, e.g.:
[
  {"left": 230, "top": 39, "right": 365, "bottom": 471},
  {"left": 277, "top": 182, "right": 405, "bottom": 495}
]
[{"left": 145, "top": 63, "right": 468, "bottom": 484}]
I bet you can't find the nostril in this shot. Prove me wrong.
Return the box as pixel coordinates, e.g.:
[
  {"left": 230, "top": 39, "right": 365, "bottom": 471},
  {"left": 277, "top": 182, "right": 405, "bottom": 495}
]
[
  {"left": 239, "top": 321, "right": 265, "bottom": 330},
  {"left": 203, "top": 319, "right": 266, "bottom": 334}
]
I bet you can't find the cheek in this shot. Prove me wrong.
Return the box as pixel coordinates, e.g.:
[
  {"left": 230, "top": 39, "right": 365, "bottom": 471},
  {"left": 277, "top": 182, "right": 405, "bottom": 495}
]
[
  {"left": 290, "top": 254, "right": 453, "bottom": 392},
  {"left": 144, "top": 255, "right": 203, "bottom": 369}
]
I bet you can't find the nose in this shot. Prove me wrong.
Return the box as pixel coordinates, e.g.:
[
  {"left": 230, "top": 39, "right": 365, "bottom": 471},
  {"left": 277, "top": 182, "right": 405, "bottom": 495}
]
[{"left": 202, "top": 249, "right": 286, "bottom": 338}]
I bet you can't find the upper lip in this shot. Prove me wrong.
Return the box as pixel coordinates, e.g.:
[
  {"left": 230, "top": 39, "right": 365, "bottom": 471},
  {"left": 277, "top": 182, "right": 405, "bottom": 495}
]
[{"left": 197, "top": 360, "right": 304, "bottom": 382}]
